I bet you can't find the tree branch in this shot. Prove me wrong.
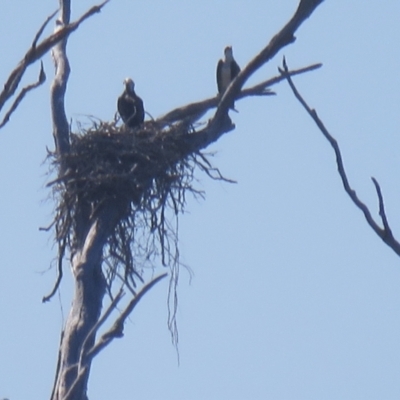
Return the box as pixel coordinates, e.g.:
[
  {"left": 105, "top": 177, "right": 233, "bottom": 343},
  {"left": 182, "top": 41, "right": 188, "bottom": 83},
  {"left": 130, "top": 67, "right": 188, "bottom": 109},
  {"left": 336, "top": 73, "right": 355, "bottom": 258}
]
[
  {"left": 240, "top": 62, "right": 322, "bottom": 98},
  {"left": 87, "top": 273, "right": 168, "bottom": 360},
  {"left": 280, "top": 58, "right": 400, "bottom": 256},
  {"left": 32, "top": 8, "right": 59, "bottom": 48},
  {"left": 50, "top": 0, "right": 71, "bottom": 158},
  {"left": 163, "top": 0, "right": 325, "bottom": 154},
  {"left": 62, "top": 274, "right": 168, "bottom": 400},
  {"left": 0, "top": 62, "right": 46, "bottom": 128},
  {"left": 371, "top": 177, "right": 396, "bottom": 242},
  {"left": 42, "top": 235, "right": 66, "bottom": 303},
  {"left": 209, "top": 0, "right": 325, "bottom": 130},
  {"left": 158, "top": 62, "right": 322, "bottom": 126},
  {"left": 0, "top": 0, "right": 109, "bottom": 130}
]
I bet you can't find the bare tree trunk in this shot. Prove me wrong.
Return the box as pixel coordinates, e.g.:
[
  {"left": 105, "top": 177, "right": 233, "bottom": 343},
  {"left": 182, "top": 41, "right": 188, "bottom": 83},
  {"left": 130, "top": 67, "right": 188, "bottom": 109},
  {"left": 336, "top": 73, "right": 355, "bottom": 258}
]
[
  {"left": 53, "top": 264, "right": 104, "bottom": 400},
  {"left": 49, "top": 1, "right": 119, "bottom": 398},
  {"left": 51, "top": 203, "right": 123, "bottom": 400}
]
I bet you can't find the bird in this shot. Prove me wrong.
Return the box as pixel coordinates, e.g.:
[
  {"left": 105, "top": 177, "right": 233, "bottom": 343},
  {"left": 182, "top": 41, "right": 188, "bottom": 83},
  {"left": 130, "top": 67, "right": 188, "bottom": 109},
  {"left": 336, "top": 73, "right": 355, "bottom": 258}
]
[
  {"left": 216, "top": 45, "right": 241, "bottom": 109},
  {"left": 117, "top": 78, "right": 145, "bottom": 129}
]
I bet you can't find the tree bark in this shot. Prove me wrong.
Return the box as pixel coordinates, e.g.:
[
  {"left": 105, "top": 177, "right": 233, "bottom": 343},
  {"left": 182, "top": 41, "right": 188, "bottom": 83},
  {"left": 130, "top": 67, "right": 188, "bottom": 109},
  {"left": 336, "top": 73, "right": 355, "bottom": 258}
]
[
  {"left": 49, "top": 1, "right": 121, "bottom": 398},
  {"left": 51, "top": 203, "right": 124, "bottom": 400}
]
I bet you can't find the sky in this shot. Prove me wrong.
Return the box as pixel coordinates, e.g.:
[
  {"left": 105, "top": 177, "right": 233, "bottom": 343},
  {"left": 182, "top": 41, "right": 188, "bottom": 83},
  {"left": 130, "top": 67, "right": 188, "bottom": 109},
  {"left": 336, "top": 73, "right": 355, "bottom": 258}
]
[{"left": 1, "top": 1, "right": 400, "bottom": 399}]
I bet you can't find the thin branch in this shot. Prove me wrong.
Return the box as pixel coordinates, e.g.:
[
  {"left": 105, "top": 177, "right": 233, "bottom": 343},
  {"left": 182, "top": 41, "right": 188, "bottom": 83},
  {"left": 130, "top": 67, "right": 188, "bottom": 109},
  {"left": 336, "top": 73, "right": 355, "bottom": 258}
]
[
  {"left": 0, "top": 62, "right": 46, "bottom": 128},
  {"left": 280, "top": 58, "right": 400, "bottom": 256},
  {"left": 42, "top": 236, "right": 66, "bottom": 303},
  {"left": 32, "top": 8, "right": 59, "bottom": 48},
  {"left": 158, "top": 62, "right": 322, "bottom": 126},
  {"left": 371, "top": 177, "right": 395, "bottom": 240},
  {"left": 34, "top": 0, "right": 110, "bottom": 62},
  {"left": 86, "top": 273, "right": 168, "bottom": 360},
  {"left": 0, "top": 0, "right": 109, "bottom": 130},
  {"left": 79, "top": 287, "right": 125, "bottom": 366},
  {"left": 56, "top": 275, "right": 169, "bottom": 398},
  {"left": 240, "top": 62, "right": 322, "bottom": 98}
]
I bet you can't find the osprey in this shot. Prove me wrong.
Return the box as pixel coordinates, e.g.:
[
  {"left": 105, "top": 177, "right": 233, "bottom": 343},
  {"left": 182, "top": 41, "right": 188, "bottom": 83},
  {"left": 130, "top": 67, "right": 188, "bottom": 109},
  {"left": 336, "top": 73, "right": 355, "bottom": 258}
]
[
  {"left": 117, "top": 78, "right": 145, "bottom": 128},
  {"left": 216, "top": 46, "right": 241, "bottom": 109}
]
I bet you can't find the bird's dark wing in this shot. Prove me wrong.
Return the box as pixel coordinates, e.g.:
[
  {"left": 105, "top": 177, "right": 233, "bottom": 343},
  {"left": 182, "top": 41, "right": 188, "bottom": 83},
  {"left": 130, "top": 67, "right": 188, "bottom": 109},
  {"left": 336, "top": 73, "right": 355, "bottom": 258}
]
[
  {"left": 231, "top": 60, "right": 241, "bottom": 80},
  {"left": 117, "top": 94, "right": 136, "bottom": 123},
  {"left": 133, "top": 96, "right": 145, "bottom": 125},
  {"left": 216, "top": 59, "right": 224, "bottom": 94}
]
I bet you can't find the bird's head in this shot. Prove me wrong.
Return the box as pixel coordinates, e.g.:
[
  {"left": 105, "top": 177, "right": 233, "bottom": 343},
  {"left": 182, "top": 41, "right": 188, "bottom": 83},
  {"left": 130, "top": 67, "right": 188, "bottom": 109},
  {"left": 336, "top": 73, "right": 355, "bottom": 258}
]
[
  {"left": 123, "top": 78, "right": 135, "bottom": 93},
  {"left": 224, "top": 46, "right": 233, "bottom": 60}
]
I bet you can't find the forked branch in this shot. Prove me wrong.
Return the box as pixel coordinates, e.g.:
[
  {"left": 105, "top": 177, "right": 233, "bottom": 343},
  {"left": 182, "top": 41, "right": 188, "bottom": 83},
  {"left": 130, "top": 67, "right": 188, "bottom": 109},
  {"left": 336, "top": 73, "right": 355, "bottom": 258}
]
[
  {"left": 280, "top": 58, "right": 400, "bottom": 256},
  {"left": 87, "top": 273, "right": 168, "bottom": 360},
  {"left": 62, "top": 274, "right": 167, "bottom": 400},
  {"left": 0, "top": 62, "right": 46, "bottom": 128},
  {"left": 0, "top": 0, "right": 109, "bottom": 130}
]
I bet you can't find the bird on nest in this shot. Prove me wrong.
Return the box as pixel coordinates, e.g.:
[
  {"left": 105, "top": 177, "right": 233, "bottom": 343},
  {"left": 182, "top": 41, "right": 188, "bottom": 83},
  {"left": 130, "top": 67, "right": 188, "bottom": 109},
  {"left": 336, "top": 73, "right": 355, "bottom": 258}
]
[
  {"left": 216, "top": 45, "right": 241, "bottom": 110},
  {"left": 117, "top": 78, "right": 145, "bottom": 129}
]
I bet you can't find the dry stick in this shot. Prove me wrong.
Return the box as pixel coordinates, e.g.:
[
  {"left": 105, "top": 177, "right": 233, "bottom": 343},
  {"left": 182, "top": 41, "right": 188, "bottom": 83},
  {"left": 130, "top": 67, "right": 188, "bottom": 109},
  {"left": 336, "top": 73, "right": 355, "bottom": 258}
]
[
  {"left": 0, "top": 62, "right": 46, "bottom": 128},
  {"left": 86, "top": 273, "right": 168, "bottom": 360},
  {"left": 0, "top": 7, "right": 57, "bottom": 127},
  {"left": 371, "top": 177, "right": 395, "bottom": 240},
  {"left": 32, "top": 8, "right": 59, "bottom": 48},
  {"left": 0, "top": 8, "right": 56, "bottom": 113},
  {"left": 240, "top": 62, "right": 321, "bottom": 99},
  {"left": 42, "top": 236, "right": 66, "bottom": 302},
  {"left": 0, "top": 0, "right": 109, "bottom": 129},
  {"left": 80, "top": 288, "right": 125, "bottom": 362},
  {"left": 280, "top": 58, "right": 400, "bottom": 256}
]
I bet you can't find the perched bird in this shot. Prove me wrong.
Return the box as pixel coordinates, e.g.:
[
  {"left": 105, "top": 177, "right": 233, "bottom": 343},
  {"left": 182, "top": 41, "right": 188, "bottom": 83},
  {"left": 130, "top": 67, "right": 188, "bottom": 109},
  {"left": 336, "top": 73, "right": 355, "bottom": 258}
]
[
  {"left": 117, "top": 78, "right": 145, "bottom": 128},
  {"left": 216, "top": 46, "right": 241, "bottom": 109}
]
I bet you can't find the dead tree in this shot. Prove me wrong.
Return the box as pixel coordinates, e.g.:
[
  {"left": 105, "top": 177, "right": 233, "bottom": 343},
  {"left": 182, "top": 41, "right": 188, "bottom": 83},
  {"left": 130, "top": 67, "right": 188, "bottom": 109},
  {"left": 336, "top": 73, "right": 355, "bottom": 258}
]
[
  {"left": 2, "top": 1, "right": 398, "bottom": 397},
  {"left": 47, "top": 1, "right": 325, "bottom": 398},
  {"left": 1, "top": 0, "right": 326, "bottom": 399}
]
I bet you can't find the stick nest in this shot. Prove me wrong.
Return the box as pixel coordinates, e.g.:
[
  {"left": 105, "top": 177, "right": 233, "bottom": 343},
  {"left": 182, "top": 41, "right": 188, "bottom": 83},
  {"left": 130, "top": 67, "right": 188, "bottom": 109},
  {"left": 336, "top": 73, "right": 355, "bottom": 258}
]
[{"left": 48, "top": 119, "right": 216, "bottom": 295}]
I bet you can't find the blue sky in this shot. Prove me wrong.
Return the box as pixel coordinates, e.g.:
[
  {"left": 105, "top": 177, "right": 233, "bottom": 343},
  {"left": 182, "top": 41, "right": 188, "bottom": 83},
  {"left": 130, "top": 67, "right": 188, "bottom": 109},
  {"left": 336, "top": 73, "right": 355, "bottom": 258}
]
[{"left": 1, "top": 1, "right": 400, "bottom": 399}]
